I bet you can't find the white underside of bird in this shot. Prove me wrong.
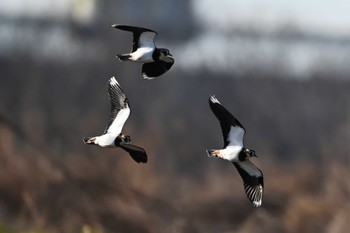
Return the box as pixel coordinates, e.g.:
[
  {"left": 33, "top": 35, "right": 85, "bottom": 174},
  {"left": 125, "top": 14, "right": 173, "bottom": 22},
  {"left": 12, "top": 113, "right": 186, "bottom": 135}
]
[
  {"left": 207, "top": 145, "right": 242, "bottom": 161},
  {"left": 130, "top": 47, "right": 154, "bottom": 62},
  {"left": 92, "top": 108, "right": 130, "bottom": 147},
  {"left": 207, "top": 125, "right": 245, "bottom": 161}
]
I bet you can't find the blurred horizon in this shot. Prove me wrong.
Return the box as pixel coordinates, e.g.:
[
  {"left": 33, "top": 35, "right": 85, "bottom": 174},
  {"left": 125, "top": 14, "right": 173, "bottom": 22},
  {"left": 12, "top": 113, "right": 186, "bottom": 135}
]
[
  {"left": 0, "top": 1, "right": 350, "bottom": 233},
  {"left": 1, "top": 0, "right": 350, "bottom": 78}
]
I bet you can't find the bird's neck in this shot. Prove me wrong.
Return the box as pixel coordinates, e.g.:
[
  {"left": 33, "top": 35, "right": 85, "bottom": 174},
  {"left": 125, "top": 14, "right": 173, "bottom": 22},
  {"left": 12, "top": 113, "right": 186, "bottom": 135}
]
[
  {"left": 152, "top": 48, "right": 160, "bottom": 61},
  {"left": 239, "top": 148, "right": 255, "bottom": 161}
]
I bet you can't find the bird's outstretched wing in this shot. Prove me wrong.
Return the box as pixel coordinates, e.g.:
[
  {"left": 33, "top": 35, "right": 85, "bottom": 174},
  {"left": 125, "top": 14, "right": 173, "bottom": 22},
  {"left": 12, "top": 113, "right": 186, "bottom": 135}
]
[
  {"left": 141, "top": 59, "right": 174, "bottom": 79},
  {"left": 233, "top": 160, "right": 263, "bottom": 207},
  {"left": 104, "top": 77, "right": 130, "bottom": 136},
  {"left": 209, "top": 95, "right": 246, "bottom": 148},
  {"left": 119, "top": 143, "right": 148, "bottom": 163},
  {"left": 111, "top": 24, "right": 157, "bottom": 52}
]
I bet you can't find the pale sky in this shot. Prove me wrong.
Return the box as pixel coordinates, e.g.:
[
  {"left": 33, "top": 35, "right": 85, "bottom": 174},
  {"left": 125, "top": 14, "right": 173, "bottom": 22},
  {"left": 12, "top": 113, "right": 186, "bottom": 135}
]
[
  {"left": 0, "top": 0, "right": 95, "bottom": 23},
  {"left": 172, "top": 0, "right": 350, "bottom": 78},
  {"left": 0, "top": 0, "right": 71, "bottom": 19},
  {"left": 192, "top": 0, "right": 350, "bottom": 36},
  {"left": 1, "top": 0, "right": 350, "bottom": 77},
  {"left": 1, "top": 0, "right": 350, "bottom": 36}
]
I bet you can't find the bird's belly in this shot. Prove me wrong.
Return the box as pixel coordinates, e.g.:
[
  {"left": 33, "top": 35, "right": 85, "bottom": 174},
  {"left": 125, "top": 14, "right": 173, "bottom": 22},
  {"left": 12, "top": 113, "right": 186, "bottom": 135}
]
[
  {"left": 219, "top": 146, "right": 242, "bottom": 161},
  {"left": 131, "top": 48, "right": 154, "bottom": 62},
  {"left": 95, "top": 134, "right": 116, "bottom": 147}
]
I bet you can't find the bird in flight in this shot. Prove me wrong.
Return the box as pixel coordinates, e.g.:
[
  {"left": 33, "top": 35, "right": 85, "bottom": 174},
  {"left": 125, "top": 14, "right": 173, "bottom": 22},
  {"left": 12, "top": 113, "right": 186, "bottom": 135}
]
[
  {"left": 83, "top": 76, "right": 148, "bottom": 163},
  {"left": 206, "top": 95, "right": 263, "bottom": 207},
  {"left": 111, "top": 24, "right": 174, "bottom": 79}
]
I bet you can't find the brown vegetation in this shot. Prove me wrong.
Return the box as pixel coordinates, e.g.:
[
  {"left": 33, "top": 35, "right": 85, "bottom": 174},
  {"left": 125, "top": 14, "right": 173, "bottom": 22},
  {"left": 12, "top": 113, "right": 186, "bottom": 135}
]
[
  {"left": 1, "top": 57, "right": 350, "bottom": 233},
  {"left": 1, "top": 1, "right": 350, "bottom": 231}
]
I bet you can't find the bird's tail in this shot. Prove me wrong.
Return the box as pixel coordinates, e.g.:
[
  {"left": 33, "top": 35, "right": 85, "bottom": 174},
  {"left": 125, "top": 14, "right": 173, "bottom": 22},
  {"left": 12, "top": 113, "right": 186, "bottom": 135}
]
[
  {"left": 206, "top": 149, "right": 215, "bottom": 157},
  {"left": 206, "top": 149, "right": 220, "bottom": 158},
  {"left": 116, "top": 54, "right": 131, "bottom": 62},
  {"left": 83, "top": 137, "right": 96, "bottom": 145}
]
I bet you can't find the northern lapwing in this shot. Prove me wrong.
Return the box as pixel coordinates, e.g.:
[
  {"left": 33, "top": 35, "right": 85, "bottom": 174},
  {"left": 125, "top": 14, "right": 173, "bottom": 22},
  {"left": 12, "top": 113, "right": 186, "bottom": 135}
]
[
  {"left": 111, "top": 24, "right": 174, "bottom": 79},
  {"left": 206, "top": 95, "right": 263, "bottom": 207},
  {"left": 83, "top": 77, "right": 147, "bottom": 163}
]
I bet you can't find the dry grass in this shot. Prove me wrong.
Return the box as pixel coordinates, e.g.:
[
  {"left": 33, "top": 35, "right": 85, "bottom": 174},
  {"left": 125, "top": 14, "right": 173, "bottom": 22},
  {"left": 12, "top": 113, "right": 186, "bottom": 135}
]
[
  {"left": 1, "top": 122, "right": 350, "bottom": 233},
  {"left": 1, "top": 58, "right": 350, "bottom": 233}
]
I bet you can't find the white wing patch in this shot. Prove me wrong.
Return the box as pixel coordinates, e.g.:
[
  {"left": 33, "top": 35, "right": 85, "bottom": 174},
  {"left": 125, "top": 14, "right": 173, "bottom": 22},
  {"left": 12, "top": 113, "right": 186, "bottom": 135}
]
[
  {"left": 139, "top": 31, "right": 157, "bottom": 49},
  {"left": 218, "top": 145, "right": 242, "bottom": 161},
  {"left": 106, "top": 107, "right": 130, "bottom": 136},
  {"left": 131, "top": 47, "right": 154, "bottom": 62},
  {"left": 94, "top": 133, "right": 117, "bottom": 148},
  {"left": 227, "top": 125, "right": 245, "bottom": 147}
]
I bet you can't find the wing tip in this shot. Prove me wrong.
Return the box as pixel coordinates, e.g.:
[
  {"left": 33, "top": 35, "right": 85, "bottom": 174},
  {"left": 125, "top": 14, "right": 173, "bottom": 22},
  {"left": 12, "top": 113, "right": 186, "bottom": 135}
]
[
  {"left": 110, "top": 24, "right": 156, "bottom": 34},
  {"left": 141, "top": 72, "right": 156, "bottom": 80},
  {"left": 108, "top": 76, "right": 119, "bottom": 86},
  {"left": 136, "top": 155, "right": 148, "bottom": 164},
  {"left": 209, "top": 95, "right": 220, "bottom": 104},
  {"left": 110, "top": 24, "right": 120, "bottom": 28},
  {"left": 252, "top": 200, "right": 262, "bottom": 207},
  {"left": 245, "top": 184, "right": 263, "bottom": 207},
  {"left": 122, "top": 144, "right": 148, "bottom": 164}
]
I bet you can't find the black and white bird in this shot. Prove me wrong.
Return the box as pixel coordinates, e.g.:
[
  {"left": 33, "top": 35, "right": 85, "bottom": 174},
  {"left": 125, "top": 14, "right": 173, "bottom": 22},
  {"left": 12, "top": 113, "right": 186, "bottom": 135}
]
[
  {"left": 83, "top": 77, "right": 147, "bottom": 164},
  {"left": 111, "top": 24, "right": 174, "bottom": 79},
  {"left": 206, "top": 95, "right": 263, "bottom": 207}
]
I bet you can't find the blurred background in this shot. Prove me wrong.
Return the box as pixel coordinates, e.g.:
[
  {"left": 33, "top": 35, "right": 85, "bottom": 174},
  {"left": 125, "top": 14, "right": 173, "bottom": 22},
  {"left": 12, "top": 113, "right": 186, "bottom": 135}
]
[{"left": 1, "top": 0, "right": 350, "bottom": 232}]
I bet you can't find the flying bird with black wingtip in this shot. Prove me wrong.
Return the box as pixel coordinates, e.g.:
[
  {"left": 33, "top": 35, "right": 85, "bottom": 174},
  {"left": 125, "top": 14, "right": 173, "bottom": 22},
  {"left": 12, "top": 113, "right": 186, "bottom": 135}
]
[
  {"left": 111, "top": 24, "right": 174, "bottom": 79},
  {"left": 206, "top": 95, "right": 264, "bottom": 207},
  {"left": 83, "top": 76, "right": 148, "bottom": 164}
]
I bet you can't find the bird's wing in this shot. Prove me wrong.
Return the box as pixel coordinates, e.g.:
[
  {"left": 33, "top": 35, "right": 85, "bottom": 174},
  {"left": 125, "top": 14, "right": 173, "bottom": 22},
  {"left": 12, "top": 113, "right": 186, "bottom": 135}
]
[
  {"left": 233, "top": 160, "right": 264, "bottom": 207},
  {"left": 120, "top": 143, "right": 148, "bottom": 163},
  {"left": 141, "top": 58, "right": 174, "bottom": 79},
  {"left": 138, "top": 31, "right": 157, "bottom": 51},
  {"left": 209, "top": 95, "right": 246, "bottom": 148},
  {"left": 104, "top": 77, "right": 130, "bottom": 136},
  {"left": 111, "top": 24, "right": 157, "bottom": 52}
]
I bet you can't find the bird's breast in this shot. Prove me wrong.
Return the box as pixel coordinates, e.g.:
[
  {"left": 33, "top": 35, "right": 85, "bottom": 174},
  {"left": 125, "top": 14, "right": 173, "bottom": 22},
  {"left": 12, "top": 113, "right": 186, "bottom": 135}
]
[
  {"left": 131, "top": 47, "right": 154, "bottom": 62},
  {"left": 218, "top": 146, "right": 242, "bottom": 161},
  {"left": 94, "top": 134, "right": 117, "bottom": 148}
]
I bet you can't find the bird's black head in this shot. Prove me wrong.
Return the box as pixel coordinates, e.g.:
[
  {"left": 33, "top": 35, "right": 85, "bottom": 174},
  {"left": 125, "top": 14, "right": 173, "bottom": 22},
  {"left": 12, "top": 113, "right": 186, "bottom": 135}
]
[
  {"left": 114, "top": 134, "right": 131, "bottom": 146},
  {"left": 160, "top": 48, "right": 172, "bottom": 56},
  {"left": 245, "top": 148, "right": 257, "bottom": 158},
  {"left": 156, "top": 48, "right": 173, "bottom": 61},
  {"left": 238, "top": 148, "right": 257, "bottom": 160}
]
